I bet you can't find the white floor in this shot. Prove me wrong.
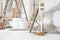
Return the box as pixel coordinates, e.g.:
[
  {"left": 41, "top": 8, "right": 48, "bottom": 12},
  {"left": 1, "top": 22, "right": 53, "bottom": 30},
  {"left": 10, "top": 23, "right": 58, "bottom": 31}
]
[{"left": 0, "top": 30, "right": 60, "bottom": 40}]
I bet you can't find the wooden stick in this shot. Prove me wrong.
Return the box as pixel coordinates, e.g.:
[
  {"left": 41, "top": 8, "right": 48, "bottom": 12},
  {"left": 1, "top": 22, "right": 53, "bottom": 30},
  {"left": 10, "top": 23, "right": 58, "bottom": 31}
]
[{"left": 29, "top": 8, "right": 39, "bottom": 33}]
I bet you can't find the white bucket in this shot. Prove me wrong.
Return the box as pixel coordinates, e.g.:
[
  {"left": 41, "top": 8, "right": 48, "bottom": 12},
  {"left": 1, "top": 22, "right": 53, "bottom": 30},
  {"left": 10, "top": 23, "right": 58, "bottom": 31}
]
[
  {"left": 12, "top": 18, "right": 19, "bottom": 29},
  {"left": 11, "top": 18, "right": 28, "bottom": 29}
]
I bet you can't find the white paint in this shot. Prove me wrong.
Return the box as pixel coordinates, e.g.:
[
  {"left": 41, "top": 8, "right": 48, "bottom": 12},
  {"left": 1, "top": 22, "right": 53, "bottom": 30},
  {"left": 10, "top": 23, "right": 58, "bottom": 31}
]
[{"left": 0, "top": 31, "right": 60, "bottom": 40}]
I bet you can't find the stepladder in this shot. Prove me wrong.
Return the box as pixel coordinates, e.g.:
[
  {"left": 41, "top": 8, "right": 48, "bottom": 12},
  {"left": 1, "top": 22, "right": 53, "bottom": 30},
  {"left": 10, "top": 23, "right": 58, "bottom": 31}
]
[
  {"left": 28, "top": 8, "right": 39, "bottom": 33},
  {"left": 3, "top": 0, "right": 28, "bottom": 21}
]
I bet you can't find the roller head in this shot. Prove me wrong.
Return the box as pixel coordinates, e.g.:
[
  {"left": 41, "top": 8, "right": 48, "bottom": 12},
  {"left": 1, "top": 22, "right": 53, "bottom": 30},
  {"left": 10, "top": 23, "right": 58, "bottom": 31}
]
[{"left": 40, "top": 3, "right": 44, "bottom": 10}]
